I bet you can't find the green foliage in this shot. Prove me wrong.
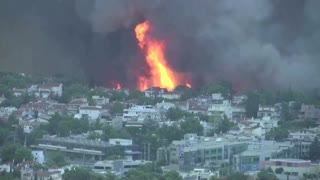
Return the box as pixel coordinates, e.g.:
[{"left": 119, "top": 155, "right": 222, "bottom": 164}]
[
  {"left": 58, "top": 83, "right": 90, "bottom": 103},
  {"left": 216, "top": 116, "right": 235, "bottom": 134},
  {"left": 174, "top": 85, "right": 198, "bottom": 101},
  {"left": 275, "top": 167, "right": 284, "bottom": 174},
  {"left": 106, "top": 145, "right": 125, "bottom": 159},
  {"left": 265, "top": 127, "right": 289, "bottom": 141},
  {"left": 309, "top": 137, "right": 320, "bottom": 161},
  {"left": 46, "top": 113, "right": 89, "bottom": 136},
  {"left": 109, "top": 91, "right": 127, "bottom": 102},
  {"left": 181, "top": 117, "right": 203, "bottom": 135},
  {"left": 110, "top": 102, "right": 125, "bottom": 115},
  {"left": 226, "top": 172, "right": 248, "bottom": 180},
  {"left": 166, "top": 107, "right": 184, "bottom": 121},
  {"left": 0, "top": 168, "right": 21, "bottom": 180},
  {"left": 257, "top": 168, "right": 277, "bottom": 180},
  {"left": 63, "top": 167, "right": 105, "bottom": 180},
  {"left": 280, "top": 102, "right": 297, "bottom": 121},
  {"left": 2, "top": 94, "right": 31, "bottom": 107},
  {"left": 46, "top": 152, "right": 68, "bottom": 167},
  {"left": 245, "top": 91, "right": 259, "bottom": 118},
  {"left": 204, "top": 83, "right": 231, "bottom": 99},
  {"left": 163, "top": 170, "right": 183, "bottom": 180},
  {"left": 1, "top": 144, "right": 33, "bottom": 163}
]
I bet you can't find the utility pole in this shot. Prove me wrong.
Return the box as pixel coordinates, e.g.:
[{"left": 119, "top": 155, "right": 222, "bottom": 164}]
[
  {"left": 148, "top": 143, "right": 150, "bottom": 161},
  {"left": 12, "top": 125, "right": 18, "bottom": 144},
  {"left": 143, "top": 143, "right": 146, "bottom": 161}
]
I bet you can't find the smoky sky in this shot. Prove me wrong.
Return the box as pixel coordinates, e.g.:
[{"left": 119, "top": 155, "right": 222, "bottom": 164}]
[{"left": 0, "top": 0, "right": 320, "bottom": 91}]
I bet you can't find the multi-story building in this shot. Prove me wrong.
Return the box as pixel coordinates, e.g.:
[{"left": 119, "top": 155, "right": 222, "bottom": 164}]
[
  {"left": 261, "top": 159, "right": 320, "bottom": 180},
  {"left": 257, "top": 105, "right": 276, "bottom": 118},
  {"left": 168, "top": 134, "right": 248, "bottom": 171},
  {"left": 122, "top": 105, "right": 160, "bottom": 122},
  {"left": 93, "top": 160, "right": 151, "bottom": 175},
  {"left": 79, "top": 106, "right": 102, "bottom": 120},
  {"left": 233, "top": 141, "right": 297, "bottom": 172},
  {"left": 299, "top": 104, "right": 320, "bottom": 121}
]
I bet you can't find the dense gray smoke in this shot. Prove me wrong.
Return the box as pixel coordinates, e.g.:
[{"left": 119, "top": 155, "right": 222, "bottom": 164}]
[{"left": 0, "top": 0, "right": 319, "bottom": 90}]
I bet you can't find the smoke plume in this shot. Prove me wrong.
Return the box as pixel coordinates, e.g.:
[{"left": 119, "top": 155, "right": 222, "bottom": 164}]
[{"left": 0, "top": 0, "right": 319, "bottom": 91}]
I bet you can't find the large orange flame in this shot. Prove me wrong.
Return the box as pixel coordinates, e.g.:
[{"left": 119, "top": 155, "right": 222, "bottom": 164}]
[{"left": 135, "top": 21, "right": 178, "bottom": 91}]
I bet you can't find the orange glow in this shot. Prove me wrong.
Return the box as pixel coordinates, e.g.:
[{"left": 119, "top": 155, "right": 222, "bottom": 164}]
[
  {"left": 116, "top": 83, "right": 121, "bottom": 90},
  {"left": 135, "top": 21, "right": 178, "bottom": 91},
  {"left": 185, "top": 81, "right": 192, "bottom": 88}
]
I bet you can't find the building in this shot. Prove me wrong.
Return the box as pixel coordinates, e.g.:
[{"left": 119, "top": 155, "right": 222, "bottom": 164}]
[
  {"left": 299, "top": 104, "right": 320, "bottom": 121},
  {"left": 32, "top": 150, "right": 45, "bottom": 164},
  {"left": 261, "top": 159, "right": 320, "bottom": 180},
  {"left": 93, "top": 160, "right": 151, "bottom": 175},
  {"left": 168, "top": 134, "right": 248, "bottom": 171},
  {"left": 92, "top": 96, "right": 109, "bottom": 106},
  {"left": 122, "top": 105, "right": 160, "bottom": 122},
  {"left": 68, "top": 98, "right": 88, "bottom": 114},
  {"left": 144, "top": 87, "right": 168, "bottom": 99},
  {"left": 13, "top": 88, "right": 26, "bottom": 97},
  {"left": 257, "top": 105, "right": 276, "bottom": 119},
  {"left": 38, "top": 83, "right": 63, "bottom": 97},
  {"left": 233, "top": 141, "right": 297, "bottom": 173},
  {"left": 288, "top": 130, "right": 317, "bottom": 142},
  {"left": 160, "top": 92, "right": 181, "bottom": 100},
  {"left": 79, "top": 106, "right": 102, "bottom": 120}
]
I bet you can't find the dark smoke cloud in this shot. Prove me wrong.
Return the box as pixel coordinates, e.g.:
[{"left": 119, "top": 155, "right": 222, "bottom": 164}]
[{"left": 0, "top": 0, "right": 319, "bottom": 91}]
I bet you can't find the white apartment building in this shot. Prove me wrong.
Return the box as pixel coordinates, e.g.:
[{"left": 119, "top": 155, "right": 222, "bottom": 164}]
[
  {"left": 32, "top": 150, "right": 45, "bottom": 164},
  {"left": 79, "top": 106, "right": 102, "bottom": 120},
  {"left": 122, "top": 105, "right": 160, "bottom": 121}
]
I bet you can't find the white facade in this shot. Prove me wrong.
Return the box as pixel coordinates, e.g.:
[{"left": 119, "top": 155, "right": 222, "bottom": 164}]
[
  {"left": 109, "top": 139, "right": 133, "bottom": 146},
  {"left": 79, "top": 106, "right": 101, "bottom": 120},
  {"left": 92, "top": 96, "right": 109, "bottom": 105},
  {"left": 289, "top": 130, "right": 317, "bottom": 141},
  {"left": 24, "top": 125, "right": 34, "bottom": 134},
  {"left": 208, "top": 100, "right": 233, "bottom": 119},
  {"left": 38, "top": 83, "right": 63, "bottom": 97},
  {"left": 32, "top": 150, "right": 45, "bottom": 164},
  {"left": 257, "top": 105, "right": 276, "bottom": 118},
  {"left": 123, "top": 105, "right": 160, "bottom": 121},
  {"left": 156, "top": 101, "right": 175, "bottom": 110},
  {"left": 160, "top": 92, "right": 181, "bottom": 100}
]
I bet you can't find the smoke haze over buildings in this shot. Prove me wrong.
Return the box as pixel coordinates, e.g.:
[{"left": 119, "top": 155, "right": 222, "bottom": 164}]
[{"left": 0, "top": 0, "right": 319, "bottom": 90}]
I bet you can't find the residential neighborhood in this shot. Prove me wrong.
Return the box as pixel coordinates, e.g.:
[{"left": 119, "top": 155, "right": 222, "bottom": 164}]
[{"left": 0, "top": 72, "right": 320, "bottom": 180}]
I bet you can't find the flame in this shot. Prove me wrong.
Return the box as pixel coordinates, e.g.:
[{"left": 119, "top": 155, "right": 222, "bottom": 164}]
[
  {"left": 116, "top": 83, "right": 121, "bottom": 90},
  {"left": 185, "top": 81, "right": 192, "bottom": 88},
  {"left": 111, "top": 81, "right": 121, "bottom": 90},
  {"left": 135, "top": 21, "right": 178, "bottom": 91}
]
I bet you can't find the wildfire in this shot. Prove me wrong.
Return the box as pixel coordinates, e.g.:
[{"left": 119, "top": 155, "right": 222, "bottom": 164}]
[
  {"left": 111, "top": 81, "right": 121, "bottom": 90},
  {"left": 135, "top": 21, "right": 178, "bottom": 91},
  {"left": 185, "top": 81, "right": 192, "bottom": 88},
  {"left": 116, "top": 83, "right": 121, "bottom": 90}
]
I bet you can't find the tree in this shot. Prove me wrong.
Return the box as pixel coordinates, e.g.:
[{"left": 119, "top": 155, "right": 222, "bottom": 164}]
[
  {"left": 164, "top": 171, "right": 182, "bottom": 180},
  {"left": 309, "top": 137, "right": 320, "bottom": 161},
  {"left": 257, "top": 168, "right": 277, "bottom": 180},
  {"left": 63, "top": 167, "right": 91, "bottom": 180},
  {"left": 110, "top": 102, "right": 125, "bottom": 115},
  {"left": 1, "top": 144, "right": 33, "bottom": 163},
  {"left": 265, "top": 127, "right": 288, "bottom": 141},
  {"left": 46, "top": 152, "right": 68, "bottom": 167},
  {"left": 275, "top": 167, "right": 284, "bottom": 174},
  {"left": 166, "top": 107, "right": 184, "bottom": 121},
  {"left": 280, "top": 102, "right": 294, "bottom": 121},
  {"left": 226, "top": 172, "right": 248, "bottom": 180},
  {"left": 245, "top": 91, "right": 259, "bottom": 118},
  {"left": 216, "top": 116, "right": 234, "bottom": 134},
  {"left": 181, "top": 117, "right": 203, "bottom": 135},
  {"left": 204, "top": 84, "right": 230, "bottom": 99}
]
